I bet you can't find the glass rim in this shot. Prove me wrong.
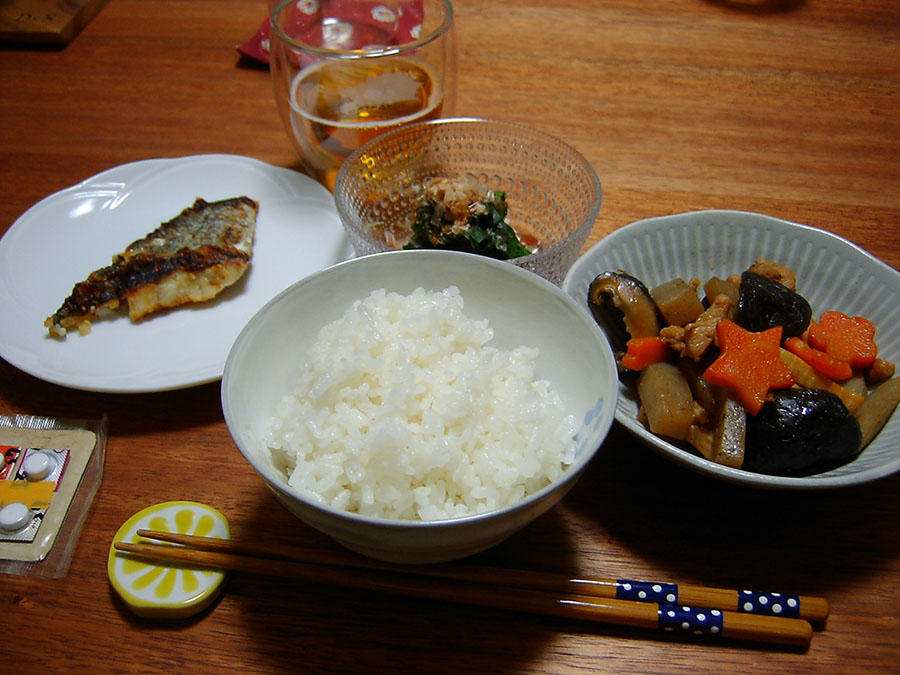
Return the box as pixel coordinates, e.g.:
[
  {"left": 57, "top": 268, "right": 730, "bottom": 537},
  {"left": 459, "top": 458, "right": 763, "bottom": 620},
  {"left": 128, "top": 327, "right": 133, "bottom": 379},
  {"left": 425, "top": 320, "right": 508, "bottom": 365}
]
[{"left": 270, "top": 0, "right": 454, "bottom": 59}]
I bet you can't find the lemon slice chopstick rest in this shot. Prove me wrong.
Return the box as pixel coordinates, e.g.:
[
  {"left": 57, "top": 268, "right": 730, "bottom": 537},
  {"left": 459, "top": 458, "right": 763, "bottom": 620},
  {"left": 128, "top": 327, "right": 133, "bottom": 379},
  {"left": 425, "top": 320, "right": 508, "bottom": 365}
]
[{"left": 108, "top": 501, "right": 230, "bottom": 619}]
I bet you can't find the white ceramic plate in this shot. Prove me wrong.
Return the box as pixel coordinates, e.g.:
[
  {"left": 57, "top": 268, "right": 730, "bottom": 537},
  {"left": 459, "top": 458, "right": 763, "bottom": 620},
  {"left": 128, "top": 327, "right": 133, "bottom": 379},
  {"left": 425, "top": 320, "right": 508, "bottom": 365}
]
[
  {"left": 563, "top": 210, "right": 900, "bottom": 489},
  {"left": 0, "top": 154, "right": 352, "bottom": 393}
]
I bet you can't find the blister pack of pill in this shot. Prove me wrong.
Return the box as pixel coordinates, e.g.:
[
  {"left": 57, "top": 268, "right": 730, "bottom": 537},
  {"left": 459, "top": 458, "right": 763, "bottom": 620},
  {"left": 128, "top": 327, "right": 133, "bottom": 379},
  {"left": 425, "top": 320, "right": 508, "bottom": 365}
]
[
  {"left": 1, "top": 447, "right": 71, "bottom": 542},
  {"left": 0, "top": 415, "right": 106, "bottom": 578}
]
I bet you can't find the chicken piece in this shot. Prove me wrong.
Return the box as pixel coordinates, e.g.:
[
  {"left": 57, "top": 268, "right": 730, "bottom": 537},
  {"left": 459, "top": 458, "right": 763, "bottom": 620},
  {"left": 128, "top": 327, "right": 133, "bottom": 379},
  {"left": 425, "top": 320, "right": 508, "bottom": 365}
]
[{"left": 660, "top": 294, "right": 733, "bottom": 361}]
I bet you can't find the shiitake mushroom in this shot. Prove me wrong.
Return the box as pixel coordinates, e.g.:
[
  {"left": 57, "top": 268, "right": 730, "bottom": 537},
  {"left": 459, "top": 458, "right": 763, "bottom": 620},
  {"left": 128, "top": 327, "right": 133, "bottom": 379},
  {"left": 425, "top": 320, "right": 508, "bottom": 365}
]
[
  {"left": 737, "top": 271, "right": 812, "bottom": 340},
  {"left": 745, "top": 389, "right": 862, "bottom": 476},
  {"left": 588, "top": 272, "right": 663, "bottom": 344}
]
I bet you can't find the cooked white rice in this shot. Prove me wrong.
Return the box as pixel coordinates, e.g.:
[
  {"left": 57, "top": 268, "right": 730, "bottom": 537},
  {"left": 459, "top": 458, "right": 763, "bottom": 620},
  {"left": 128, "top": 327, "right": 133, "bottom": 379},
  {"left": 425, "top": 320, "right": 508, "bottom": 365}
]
[{"left": 266, "top": 286, "right": 576, "bottom": 521}]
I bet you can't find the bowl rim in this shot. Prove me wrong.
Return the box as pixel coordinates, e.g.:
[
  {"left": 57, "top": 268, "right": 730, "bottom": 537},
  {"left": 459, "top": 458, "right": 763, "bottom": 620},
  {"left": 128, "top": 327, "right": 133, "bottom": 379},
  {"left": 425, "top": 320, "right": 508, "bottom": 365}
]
[
  {"left": 223, "top": 248, "right": 618, "bottom": 528},
  {"left": 563, "top": 208, "right": 900, "bottom": 490},
  {"left": 332, "top": 117, "right": 603, "bottom": 268}
]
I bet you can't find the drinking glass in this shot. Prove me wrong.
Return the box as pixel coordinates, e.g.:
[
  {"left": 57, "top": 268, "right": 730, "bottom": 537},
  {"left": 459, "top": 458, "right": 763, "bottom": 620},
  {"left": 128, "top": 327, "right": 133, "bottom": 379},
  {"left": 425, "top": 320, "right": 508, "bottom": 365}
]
[{"left": 269, "top": 0, "right": 457, "bottom": 192}]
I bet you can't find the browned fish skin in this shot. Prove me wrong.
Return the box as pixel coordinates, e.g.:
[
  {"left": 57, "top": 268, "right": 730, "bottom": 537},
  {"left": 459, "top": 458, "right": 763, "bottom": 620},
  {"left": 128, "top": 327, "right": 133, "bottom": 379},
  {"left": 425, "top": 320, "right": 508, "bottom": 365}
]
[
  {"left": 117, "top": 196, "right": 256, "bottom": 261},
  {"left": 45, "top": 196, "right": 258, "bottom": 336}
]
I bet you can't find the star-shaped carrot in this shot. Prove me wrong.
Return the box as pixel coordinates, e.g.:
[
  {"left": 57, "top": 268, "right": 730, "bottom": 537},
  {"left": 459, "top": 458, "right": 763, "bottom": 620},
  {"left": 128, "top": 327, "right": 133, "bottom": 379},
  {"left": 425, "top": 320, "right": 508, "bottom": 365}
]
[{"left": 703, "top": 319, "right": 796, "bottom": 415}]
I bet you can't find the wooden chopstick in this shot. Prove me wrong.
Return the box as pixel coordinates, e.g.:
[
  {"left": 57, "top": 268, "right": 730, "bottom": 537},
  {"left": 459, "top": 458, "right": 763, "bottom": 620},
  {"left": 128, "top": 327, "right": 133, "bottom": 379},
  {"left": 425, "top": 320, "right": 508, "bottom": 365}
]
[
  {"left": 133, "top": 529, "right": 829, "bottom": 623},
  {"left": 113, "top": 532, "right": 819, "bottom": 648}
]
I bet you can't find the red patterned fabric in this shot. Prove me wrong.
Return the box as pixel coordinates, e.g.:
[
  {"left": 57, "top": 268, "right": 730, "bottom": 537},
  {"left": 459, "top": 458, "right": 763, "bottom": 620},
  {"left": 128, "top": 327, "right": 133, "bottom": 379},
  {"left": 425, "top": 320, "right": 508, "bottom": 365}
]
[{"left": 238, "top": 0, "right": 424, "bottom": 65}]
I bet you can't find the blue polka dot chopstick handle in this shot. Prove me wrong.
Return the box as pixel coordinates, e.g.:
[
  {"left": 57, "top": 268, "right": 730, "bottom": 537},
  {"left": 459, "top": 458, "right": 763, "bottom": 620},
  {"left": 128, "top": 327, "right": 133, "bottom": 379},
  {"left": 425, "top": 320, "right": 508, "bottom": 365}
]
[
  {"left": 612, "top": 579, "right": 829, "bottom": 622},
  {"left": 462, "top": 567, "right": 830, "bottom": 624}
]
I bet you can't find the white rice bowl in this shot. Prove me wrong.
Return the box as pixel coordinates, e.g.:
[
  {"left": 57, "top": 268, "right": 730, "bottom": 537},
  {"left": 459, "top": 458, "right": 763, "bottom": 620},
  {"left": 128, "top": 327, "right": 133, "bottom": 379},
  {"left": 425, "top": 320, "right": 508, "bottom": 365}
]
[
  {"left": 267, "top": 286, "right": 577, "bottom": 521},
  {"left": 223, "top": 249, "right": 618, "bottom": 563}
]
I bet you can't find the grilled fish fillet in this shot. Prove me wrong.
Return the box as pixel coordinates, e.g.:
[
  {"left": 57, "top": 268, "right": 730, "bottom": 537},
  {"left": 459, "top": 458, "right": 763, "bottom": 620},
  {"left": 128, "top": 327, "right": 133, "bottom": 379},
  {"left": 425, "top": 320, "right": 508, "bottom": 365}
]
[{"left": 45, "top": 196, "right": 258, "bottom": 337}]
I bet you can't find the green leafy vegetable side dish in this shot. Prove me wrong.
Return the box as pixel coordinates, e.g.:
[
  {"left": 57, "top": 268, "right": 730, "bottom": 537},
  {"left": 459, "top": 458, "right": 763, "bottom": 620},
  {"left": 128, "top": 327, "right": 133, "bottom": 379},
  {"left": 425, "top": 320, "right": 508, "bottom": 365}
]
[{"left": 404, "top": 184, "right": 532, "bottom": 260}]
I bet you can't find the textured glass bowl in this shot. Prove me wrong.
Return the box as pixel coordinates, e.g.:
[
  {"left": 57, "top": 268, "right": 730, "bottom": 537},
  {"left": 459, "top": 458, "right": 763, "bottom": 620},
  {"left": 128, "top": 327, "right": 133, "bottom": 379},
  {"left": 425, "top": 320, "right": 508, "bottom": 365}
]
[{"left": 333, "top": 118, "right": 601, "bottom": 286}]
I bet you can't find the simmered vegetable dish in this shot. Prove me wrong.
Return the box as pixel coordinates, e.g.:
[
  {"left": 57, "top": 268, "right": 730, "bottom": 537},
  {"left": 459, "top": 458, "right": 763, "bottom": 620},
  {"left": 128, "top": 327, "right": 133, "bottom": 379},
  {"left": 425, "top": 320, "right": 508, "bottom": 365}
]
[{"left": 588, "top": 259, "right": 900, "bottom": 476}]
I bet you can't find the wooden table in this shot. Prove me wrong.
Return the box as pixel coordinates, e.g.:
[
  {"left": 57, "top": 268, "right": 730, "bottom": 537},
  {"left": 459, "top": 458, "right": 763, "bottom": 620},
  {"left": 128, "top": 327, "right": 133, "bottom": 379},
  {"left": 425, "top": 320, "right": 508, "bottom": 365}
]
[{"left": 2, "top": 0, "right": 899, "bottom": 671}]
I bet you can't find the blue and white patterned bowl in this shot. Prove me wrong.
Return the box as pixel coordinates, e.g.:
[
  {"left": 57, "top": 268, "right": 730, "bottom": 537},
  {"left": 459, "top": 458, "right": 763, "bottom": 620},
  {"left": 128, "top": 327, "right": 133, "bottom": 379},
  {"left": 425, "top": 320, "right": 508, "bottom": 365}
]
[{"left": 563, "top": 210, "right": 900, "bottom": 489}]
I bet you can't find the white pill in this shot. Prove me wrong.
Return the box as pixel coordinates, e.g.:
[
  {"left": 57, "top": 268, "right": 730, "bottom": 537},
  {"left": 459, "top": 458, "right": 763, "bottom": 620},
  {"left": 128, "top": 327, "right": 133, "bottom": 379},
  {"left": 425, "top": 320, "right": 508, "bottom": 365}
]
[
  {"left": 23, "top": 451, "right": 53, "bottom": 480},
  {"left": 0, "top": 502, "right": 33, "bottom": 532}
]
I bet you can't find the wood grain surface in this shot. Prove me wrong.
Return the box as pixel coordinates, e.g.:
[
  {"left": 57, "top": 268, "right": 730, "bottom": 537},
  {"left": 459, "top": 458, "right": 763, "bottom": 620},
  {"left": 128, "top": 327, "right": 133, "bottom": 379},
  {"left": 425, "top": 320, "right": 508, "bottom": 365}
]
[{"left": 1, "top": 0, "right": 899, "bottom": 672}]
